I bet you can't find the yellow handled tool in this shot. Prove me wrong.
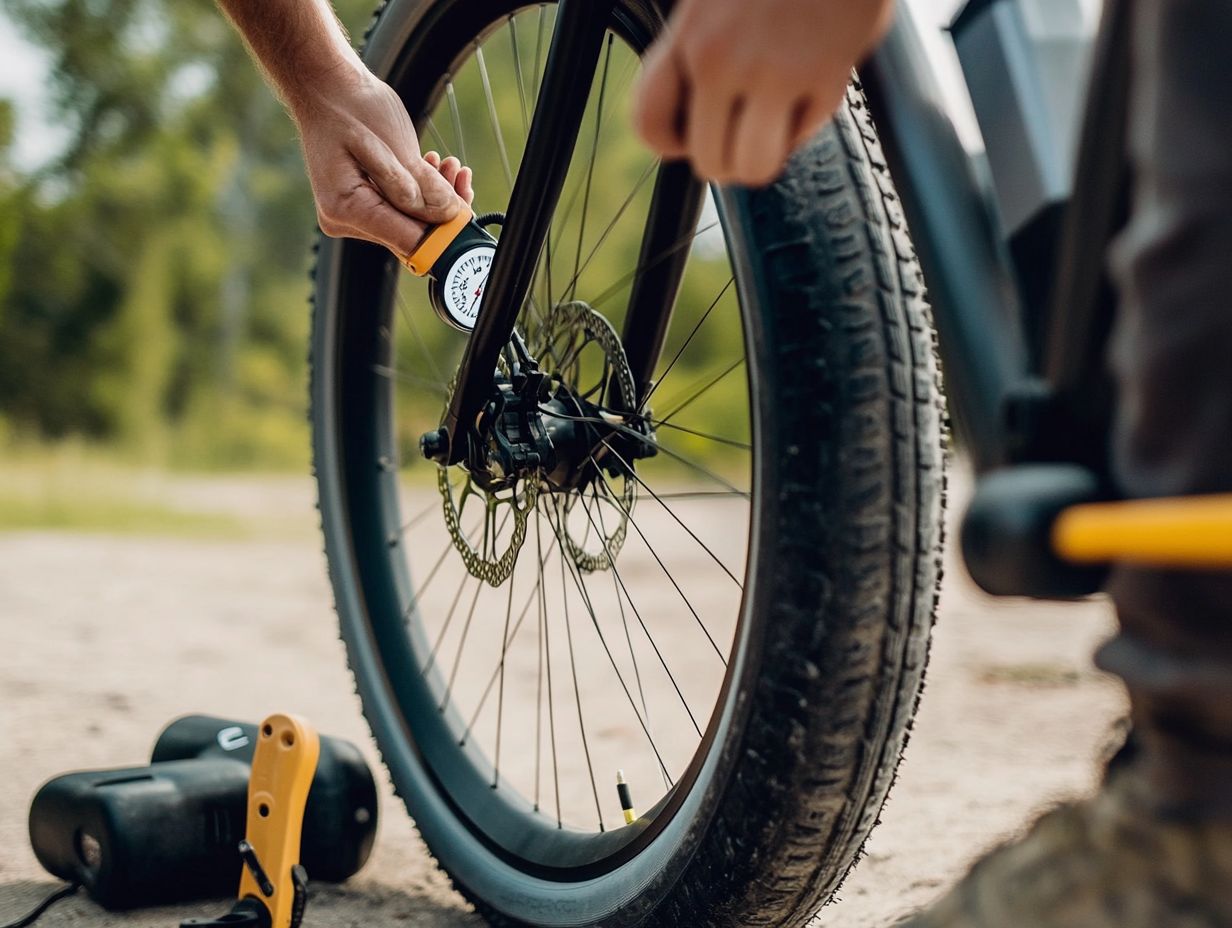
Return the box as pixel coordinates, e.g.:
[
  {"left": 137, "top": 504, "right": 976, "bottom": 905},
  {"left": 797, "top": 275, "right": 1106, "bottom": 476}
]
[
  {"left": 398, "top": 205, "right": 499, "bottom": 333},
  {"left": 399, "top": 206, "right": 477, "bottom": 278},
  {"left": 1055, "top": 493, "right": 1232, "bottom": 568},
  {"left": 183, "top": 714, "right": 320, "bottom": 928}
]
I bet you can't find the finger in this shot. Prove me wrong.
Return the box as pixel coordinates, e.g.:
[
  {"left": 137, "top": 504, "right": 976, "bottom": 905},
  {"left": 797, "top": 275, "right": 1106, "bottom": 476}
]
[
  {"left": 455, "top": 166, "right": 475, "bottom": 205},
  {"left": 424, "top": 150, "right": 442, "bottom": 169},
  {"left": 437, "top": 155, "right": 462, "bottom": 187},
  {"left": 687, "top": 85, "right": 740, "bottom": 181},
  {"left": 729, "top": 95, "right": 795, "bottom": 187},
  {"left": 635, "top": 42, "right": 688, "bottom": 158},
  {"left": 788, "top": 93, "right": 840, "bottom": 152}
]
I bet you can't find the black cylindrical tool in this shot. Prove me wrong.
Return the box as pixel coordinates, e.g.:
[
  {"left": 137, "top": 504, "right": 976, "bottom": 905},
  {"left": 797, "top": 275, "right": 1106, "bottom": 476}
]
[
  {"left": 150, "top": 715, "right": 378, "bottom": 883},
  {"left": 27, "top": 716, "right": 378, "bottom": 910},
  {"left": 28, "top": 758, "right": 252, "bottom": 909}
]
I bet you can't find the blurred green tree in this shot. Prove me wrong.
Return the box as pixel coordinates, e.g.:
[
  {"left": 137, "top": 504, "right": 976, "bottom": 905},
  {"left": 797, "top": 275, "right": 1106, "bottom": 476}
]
[
  {"left": 0, "top": 0, "right": 372, "bottom": 465},
  {"left": 0, "top": 0, "right": 744, "bottom": 472}
]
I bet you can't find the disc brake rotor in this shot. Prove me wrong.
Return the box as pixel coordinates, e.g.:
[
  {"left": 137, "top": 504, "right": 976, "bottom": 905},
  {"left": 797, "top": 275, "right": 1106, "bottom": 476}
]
[
  {"left": 436, "top": 301, "right": 637, "bottom": 584},
  {"left": 543, "top": 301, "right": 637, "bottom": 574}
]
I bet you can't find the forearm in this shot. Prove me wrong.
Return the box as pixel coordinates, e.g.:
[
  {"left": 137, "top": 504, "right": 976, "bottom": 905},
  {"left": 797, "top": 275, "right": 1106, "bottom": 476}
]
[{"left": 215, "top": 0, "right": 366, "bottom": 113}]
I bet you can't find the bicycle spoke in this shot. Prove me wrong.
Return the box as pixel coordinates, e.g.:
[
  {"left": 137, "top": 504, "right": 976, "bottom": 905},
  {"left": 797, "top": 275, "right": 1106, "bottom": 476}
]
[
  {"left": 590, "top": 484, "right": 650, "bottom": 727},
  {"left": 372, "top": 363, "right": 450, "bottom": 397},
  {"left": 425, "top": 115, "right": 453, "bottom": 159},
  {"left": 559, "top": 157, "right": 659, "bottom": 303},
  {"left": 534, "top": 508, "right": 546, "bottom": 810},
  {"left": 402, "top": 537, "right": 454, "bottom": 627},
  {"left": 591, "top": 220, "right": 721, "bottom": 309},
  {"left": 446, "top": 79, "right": 468, "bottom": 165},
  {"left": 441, "top": 579, "right": 485, "bottom": 709},
  {"left": 651, "top": 490, "right": 750, "bottom": 502},
  {"left": 640, "top": 276, "right": 735, "bottom": 411},
  {"left": 476, "top": 44, "right": 514, "bottom": 192},
  {"left": 398, "top": 495, "right": 443, "bottom": 537},
  {"left": 546, "top": 500, "right": 672, "bottom": 785},
  {"left": 395, "top": 291, "right": 449, "bottom": 387},
  {"left": 652, "top": 420, "right": 751, "bottom": 451},
  {"left": 547, "top": 497, "right": 605, "bottom": 830},
  {"left": 600, "top": 439, "right": 744, "bottom": 588},
  {"left": 656, "top": 357, "right": 746, "bottom": 425},
  {"left": 545, "top": 51, "right": 640, "bottom": 282},
  {"left": 509, "top": 15, "right": 530, "bottom": 136},
  {"left": 567, "top": 34, "right": 614, "bottom": 302},
  {"left": 535, "top": 510, "right": 562, "bottom": 825},
  {"left": 533, "top": 4, "right": 548, "bottom": 100},
  {"left": 424, "top": 569, "right": 473, "bottom": 673},
  {"left": 588, "top": 463, "right": 726, "bottom": 662},
  {"left": 493, "top": 566, "right": 517, "bottom": 787}
]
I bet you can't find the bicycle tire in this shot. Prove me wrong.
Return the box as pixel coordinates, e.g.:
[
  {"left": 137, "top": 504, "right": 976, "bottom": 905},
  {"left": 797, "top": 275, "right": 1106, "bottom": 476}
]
[{"left": 310, "top": 1, "right": 947, "bottom": 924}]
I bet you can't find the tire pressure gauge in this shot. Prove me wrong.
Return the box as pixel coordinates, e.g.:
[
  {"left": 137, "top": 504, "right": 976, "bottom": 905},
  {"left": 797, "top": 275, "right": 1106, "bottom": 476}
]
[{"left": 399, "top": 206, "right": 498, "bottom": 332}]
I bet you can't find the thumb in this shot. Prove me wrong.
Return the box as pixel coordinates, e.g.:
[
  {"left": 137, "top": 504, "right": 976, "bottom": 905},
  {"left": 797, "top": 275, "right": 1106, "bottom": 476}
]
[{"left": 635, "top": 42, "right": 688, "bottom": 158}]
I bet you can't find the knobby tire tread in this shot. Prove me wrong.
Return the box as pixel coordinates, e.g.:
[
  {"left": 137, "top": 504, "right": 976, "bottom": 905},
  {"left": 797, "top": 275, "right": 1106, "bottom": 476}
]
[{"left": 309, "top": 4, "right": 947, "bottom": 923}]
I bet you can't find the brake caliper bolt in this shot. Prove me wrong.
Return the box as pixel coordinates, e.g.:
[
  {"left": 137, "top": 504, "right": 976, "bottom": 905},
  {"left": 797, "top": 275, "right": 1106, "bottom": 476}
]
[{"left": 419, "top": 427, "right": 450, "bottom": 463}]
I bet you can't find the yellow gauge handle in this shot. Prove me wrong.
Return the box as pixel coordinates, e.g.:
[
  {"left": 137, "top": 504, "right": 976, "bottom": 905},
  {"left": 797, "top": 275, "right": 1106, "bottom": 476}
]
[
  {"left": 238, "top": 714, "right": 320, "bottom": 928},
  {"left": 399, "top": 205, "right": 476, "bottom": 277},
  {"left": 1054, "top": 493, "right": 1232, "bottom": 568}
]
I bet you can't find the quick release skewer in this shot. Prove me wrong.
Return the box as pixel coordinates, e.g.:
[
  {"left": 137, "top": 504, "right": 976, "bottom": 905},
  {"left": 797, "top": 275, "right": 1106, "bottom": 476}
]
[{"left": 399, "top": 205, "right": 498, "bottom": 332}]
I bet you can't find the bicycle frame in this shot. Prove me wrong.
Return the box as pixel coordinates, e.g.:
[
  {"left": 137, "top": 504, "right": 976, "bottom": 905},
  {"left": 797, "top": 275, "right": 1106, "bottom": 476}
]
[
  {"left": 436, "top": 0, "right": 1126, "bottom": 480},
  {"left": 863, "top": 0, "right": 1127, "bottom": 475}
]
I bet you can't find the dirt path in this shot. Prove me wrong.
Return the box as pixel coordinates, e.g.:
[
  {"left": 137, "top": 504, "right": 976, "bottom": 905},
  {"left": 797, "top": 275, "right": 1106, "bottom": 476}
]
[{"left": 0, "top": 470, "right": 1124, "bottom": 927}]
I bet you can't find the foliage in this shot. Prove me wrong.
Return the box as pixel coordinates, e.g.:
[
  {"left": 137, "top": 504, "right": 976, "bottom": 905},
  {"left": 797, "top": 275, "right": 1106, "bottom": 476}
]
[
  {"left": 0, "top": 1, "right": 746, "bottom": 475},
  {"left": 0, "top": 0, "right": 373, "bottom": 467}
]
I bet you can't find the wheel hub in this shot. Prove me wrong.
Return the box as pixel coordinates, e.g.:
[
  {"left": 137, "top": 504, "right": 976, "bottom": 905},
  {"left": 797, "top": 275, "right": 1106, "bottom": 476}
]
[{"left": 423, "top": 301, "right": 654, "bottom": 583}]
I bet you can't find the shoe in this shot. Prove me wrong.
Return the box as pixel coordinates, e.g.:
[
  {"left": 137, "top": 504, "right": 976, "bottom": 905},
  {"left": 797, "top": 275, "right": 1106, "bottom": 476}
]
[{"left": 895, "top": 743, "right": 1232, "bottom": 928}]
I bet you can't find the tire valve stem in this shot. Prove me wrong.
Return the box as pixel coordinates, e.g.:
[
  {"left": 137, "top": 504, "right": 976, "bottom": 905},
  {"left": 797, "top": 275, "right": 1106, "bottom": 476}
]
[{"left": 616, "top": 770, "right": 637, "bottom": 825}]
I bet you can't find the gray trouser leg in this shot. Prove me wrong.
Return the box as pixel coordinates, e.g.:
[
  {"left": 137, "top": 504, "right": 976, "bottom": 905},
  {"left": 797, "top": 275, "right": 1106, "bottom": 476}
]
[{"left": 1100, "top": 0, "right": 1232, "bottom": 812}]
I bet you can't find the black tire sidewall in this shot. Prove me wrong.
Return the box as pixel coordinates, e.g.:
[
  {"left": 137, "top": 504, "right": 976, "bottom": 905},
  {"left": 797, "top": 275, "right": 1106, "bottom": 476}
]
[{"left": 312, "top": 2, "right": 943, "bottom": 926}]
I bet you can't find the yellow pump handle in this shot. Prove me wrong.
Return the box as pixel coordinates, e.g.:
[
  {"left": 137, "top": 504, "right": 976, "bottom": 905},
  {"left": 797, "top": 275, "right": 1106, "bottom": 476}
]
[
  {"left": 1054, "top": 493, "right": 1232, "bottom": 568},
  {"left": 238, "top": 714, "right": 320, "bottom": 928},
  {"left": 398, "top": 205, "right": 475, "bottom": 277}
]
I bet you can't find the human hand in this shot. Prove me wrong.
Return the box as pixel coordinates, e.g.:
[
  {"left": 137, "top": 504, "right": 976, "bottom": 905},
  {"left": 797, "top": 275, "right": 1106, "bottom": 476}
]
[
  {"left": 292, "top": 70, "right": 475, "bottom": 256},
  {"left": 635, "top": 0, "right": 894, "bottom": 186}
]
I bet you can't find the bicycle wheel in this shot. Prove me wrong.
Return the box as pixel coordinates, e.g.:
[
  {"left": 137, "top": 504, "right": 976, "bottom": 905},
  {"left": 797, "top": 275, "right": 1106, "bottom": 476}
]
[{"left": 311, "top": 1, "right": 946, "bottom": 924}]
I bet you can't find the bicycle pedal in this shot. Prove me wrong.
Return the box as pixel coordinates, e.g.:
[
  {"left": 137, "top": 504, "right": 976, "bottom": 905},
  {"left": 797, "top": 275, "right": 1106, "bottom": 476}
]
[{"left": 182, "top": 714, "right": 320, "bottom": 928}]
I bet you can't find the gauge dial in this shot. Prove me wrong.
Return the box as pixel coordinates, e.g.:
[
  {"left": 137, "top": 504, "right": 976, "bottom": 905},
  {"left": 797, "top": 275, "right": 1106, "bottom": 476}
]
[{"left": 432, "top": 244, "right": 495, "bottom": 332}]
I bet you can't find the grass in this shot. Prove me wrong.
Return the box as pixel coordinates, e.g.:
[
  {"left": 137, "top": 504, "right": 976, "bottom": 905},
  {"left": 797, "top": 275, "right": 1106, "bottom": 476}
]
[
  {"left": 0, "top": 492, "right": 245, "bottom": 536},
  {"left": 0, "top": 436, "right": 750, "bottom": 538},
  {"left": 0, "top": 443, "right": 253, "bottom": 538}
]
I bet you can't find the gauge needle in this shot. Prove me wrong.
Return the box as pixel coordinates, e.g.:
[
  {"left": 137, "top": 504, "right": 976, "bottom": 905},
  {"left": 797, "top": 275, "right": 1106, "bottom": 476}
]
[{"left": 465, "top": 273, "right": 489, "bottom": 319}]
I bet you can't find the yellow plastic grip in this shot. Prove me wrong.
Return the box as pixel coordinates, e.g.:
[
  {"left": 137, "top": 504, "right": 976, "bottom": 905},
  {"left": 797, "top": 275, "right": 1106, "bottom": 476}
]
[
  {"left": 1053, "top": 493, "right": 1232, "bottom": 568},
  {"left": 399, "top": 204, "right": 475, "bottom": 277},
  {"left": 238, "top": 714, "right": 320, "bottom": 928}
]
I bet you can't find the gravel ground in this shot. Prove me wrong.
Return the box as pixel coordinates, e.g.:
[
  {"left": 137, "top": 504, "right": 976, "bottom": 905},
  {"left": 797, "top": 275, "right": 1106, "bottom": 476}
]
[{"left": 0, "top": 468, "right": 1125, "bottom": 927}]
